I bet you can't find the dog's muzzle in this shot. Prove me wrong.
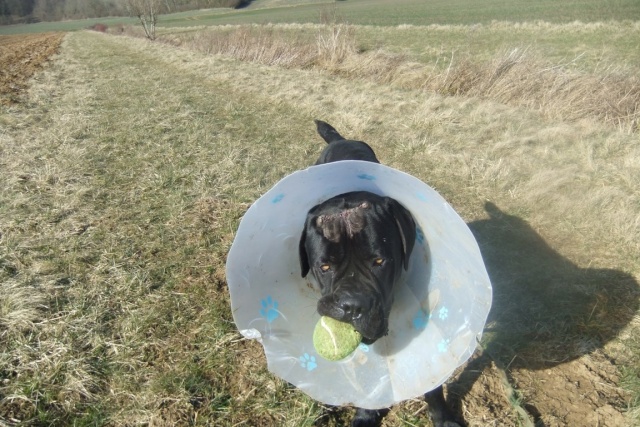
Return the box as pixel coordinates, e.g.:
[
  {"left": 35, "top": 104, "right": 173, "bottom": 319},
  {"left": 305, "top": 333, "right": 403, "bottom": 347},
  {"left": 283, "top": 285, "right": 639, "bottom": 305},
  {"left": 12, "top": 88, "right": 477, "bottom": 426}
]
[{"left": 317, "top": 283, "right": 388, "bottom": 343}]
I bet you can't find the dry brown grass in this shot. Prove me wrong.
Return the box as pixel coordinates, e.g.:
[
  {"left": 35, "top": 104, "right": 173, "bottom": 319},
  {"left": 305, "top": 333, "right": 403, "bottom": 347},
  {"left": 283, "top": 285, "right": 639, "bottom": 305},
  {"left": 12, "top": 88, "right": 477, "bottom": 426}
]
[
  {"left": 146, "top": 23, "right": 640, "bottom": 133},
  {"left": 1, "top": 28, "right": 638, "bottom": 426},
  {"left": 438, "top": 48, "right": 640, "bottom": 131}
]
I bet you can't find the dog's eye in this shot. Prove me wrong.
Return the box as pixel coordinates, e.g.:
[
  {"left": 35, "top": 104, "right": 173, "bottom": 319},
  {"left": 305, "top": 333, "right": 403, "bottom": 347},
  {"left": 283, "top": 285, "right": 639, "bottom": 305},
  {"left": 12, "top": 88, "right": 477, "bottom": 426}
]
[
  {"left": 373, "top": 258, "right": 384, "bottom": 266},
  {"left": 320, "top": 264, "right": 331, "bottom": 272}
]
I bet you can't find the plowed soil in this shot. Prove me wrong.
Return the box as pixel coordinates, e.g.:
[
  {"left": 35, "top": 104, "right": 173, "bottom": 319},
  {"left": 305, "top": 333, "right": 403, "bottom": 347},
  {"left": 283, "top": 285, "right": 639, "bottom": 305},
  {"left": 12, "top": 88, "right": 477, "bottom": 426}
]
[{"left": 0, "top": 32, "right": 65, "bottom": 105}]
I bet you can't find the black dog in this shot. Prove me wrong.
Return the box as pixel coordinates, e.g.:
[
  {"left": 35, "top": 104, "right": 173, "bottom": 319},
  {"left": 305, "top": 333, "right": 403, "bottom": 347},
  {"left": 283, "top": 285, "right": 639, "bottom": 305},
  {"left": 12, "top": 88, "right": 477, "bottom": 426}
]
[{"left": 299, "top": 120, "right": 461, "bottom": 427}]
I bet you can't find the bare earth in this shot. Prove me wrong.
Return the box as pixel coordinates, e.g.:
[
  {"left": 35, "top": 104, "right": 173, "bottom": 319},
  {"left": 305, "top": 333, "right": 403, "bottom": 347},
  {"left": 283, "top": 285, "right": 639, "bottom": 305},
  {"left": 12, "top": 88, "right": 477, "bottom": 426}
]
[
  {"left": 0, "top": 32, "right": 65, "bottom": 105},
  {"left": 443, "top": 350, "right": 629, "bottom": 426}
]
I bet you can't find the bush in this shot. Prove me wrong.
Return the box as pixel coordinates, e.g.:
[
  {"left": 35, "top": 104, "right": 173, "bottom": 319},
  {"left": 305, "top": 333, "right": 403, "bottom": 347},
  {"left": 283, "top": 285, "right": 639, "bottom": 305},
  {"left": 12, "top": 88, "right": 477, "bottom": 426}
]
[{"left": 88, "top": 23, "right": 108, "bottom": 32}]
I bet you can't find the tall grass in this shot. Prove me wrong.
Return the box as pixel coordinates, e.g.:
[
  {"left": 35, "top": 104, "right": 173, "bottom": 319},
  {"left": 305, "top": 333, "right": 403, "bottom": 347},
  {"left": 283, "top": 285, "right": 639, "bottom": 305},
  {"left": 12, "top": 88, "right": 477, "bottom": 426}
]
[{"left": 148, "top": 23, "right": 640, "bottom": 132}]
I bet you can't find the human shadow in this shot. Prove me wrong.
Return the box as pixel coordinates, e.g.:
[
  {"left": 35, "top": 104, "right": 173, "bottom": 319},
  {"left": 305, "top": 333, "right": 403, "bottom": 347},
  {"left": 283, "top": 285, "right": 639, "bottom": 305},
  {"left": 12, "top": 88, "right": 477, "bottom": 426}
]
[{"left": 448, "top": 202, "right": 639, "bottom": 424}]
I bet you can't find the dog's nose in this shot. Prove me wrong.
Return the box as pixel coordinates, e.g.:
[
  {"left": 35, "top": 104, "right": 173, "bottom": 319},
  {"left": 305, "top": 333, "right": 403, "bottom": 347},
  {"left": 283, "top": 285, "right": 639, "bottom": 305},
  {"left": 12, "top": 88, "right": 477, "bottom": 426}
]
[
  {"left": 338, "top": 296, "right": 364, "bottom": 320},
  {"left": 317, "top": 292, "right": 369, "bottom": 322}
]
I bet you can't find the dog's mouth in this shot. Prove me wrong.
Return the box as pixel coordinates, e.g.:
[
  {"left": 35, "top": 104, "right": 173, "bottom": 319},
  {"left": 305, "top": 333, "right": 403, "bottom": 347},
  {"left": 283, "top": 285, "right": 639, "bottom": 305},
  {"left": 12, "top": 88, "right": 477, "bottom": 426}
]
[{"left": 317, "top": 290, "right": 389, "bottom": 344}]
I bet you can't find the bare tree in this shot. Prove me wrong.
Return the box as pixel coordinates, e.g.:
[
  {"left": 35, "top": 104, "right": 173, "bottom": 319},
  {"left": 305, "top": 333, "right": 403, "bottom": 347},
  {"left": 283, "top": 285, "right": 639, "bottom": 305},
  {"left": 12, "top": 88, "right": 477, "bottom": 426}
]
[{"left": 124, "top": 0, "right": 161, "bottom": 40}]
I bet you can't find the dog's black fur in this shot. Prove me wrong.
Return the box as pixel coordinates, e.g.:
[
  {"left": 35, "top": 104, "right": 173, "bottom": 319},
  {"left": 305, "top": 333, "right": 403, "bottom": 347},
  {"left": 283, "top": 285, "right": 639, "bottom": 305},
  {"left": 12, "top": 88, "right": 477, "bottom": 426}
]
[
  {"left": 299, "top": 120, "right": 461, "bottom": 427},
  {"left": 313, "top": 121, "right": 379, "bottom": 165}
]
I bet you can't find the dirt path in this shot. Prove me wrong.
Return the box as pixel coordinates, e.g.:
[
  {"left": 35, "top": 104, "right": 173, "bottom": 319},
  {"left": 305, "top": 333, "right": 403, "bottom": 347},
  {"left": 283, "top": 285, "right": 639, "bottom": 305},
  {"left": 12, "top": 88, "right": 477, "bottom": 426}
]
[{"left": 0, "top": 32, "right": 65, "bottom": 105}]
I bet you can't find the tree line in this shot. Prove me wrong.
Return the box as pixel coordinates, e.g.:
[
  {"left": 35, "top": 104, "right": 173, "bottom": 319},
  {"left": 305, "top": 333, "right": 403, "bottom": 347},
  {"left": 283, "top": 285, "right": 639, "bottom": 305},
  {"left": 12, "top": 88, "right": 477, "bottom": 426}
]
[{"left": 0, "top": 0, "right": 248, "bottom": 25}]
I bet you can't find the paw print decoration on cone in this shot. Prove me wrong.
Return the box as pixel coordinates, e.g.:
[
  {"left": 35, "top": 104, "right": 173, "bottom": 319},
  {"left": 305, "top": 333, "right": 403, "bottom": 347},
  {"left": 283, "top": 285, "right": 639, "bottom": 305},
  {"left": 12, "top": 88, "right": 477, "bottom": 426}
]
[
  {"left": 300, "top": 353, "right": 318, "bottom": 371},
  {"left": 259, "top": 296, "right": 280, "bottom": 323}
]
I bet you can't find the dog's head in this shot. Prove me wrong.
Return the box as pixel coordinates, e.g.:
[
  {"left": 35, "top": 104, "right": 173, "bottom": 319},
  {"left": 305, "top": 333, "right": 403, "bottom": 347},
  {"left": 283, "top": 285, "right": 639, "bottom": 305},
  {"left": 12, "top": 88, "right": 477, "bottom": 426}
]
[{"left": 299, "top": 191, "right": 416, "bottom": 344}]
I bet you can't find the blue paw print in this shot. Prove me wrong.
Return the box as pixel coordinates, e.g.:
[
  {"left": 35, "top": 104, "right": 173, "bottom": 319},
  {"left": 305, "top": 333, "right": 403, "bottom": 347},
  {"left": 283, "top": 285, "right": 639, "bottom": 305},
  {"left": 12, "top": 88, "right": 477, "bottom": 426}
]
[
  {"left": 358, "top": 343, "right": 370, "bottom": 352},
  {"left": 299, "top": 353, "right": 317, "bottom": 371},
  {"left": 357, "top": 173, "right": 376, "bottom": 181},
  {"left": 415, "top": 226, "right": 425, "bottom": 244},
  {"left": 271, "top": 193, "right": 284, "bottom": 204},
  {"left": 260, "top": 296, "right": 279, "bottom": 323},
  {"left": 438, "top": 338, "right": 450, "bottom": 353},
  {"left": 413, "top": 310, "right": 430, "bottom": 330},
  {"left": 438, "top": 306, "right": 448, "bottom": 320}
]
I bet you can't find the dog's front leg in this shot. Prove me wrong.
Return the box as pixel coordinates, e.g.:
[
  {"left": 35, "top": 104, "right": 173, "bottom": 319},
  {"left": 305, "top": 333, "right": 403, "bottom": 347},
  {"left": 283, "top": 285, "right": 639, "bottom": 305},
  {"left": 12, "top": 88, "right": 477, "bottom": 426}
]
[
  {"left": 351, "top": 407, "right": 389, "bottom": 427},
  {"left": 424, "top": 386, "right": 462, "bottom": 427}
]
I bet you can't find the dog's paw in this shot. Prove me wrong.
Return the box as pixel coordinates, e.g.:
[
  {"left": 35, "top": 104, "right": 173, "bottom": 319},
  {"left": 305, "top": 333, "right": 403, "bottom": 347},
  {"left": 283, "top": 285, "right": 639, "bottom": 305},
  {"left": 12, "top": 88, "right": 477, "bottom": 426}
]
[
  {"left": 432, "top": 418, "right": 463, "bottom": 427},
  {"left": 431, "top": 422, "right": 462, "bottom": 427},
  {"left": 351, "top": 408, "right": 388, "bottom": 427}
]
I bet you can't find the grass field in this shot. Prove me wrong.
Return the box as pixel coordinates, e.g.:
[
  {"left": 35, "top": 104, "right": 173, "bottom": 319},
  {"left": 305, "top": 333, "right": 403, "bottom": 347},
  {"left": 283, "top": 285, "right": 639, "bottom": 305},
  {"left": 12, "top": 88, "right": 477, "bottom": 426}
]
[
  {"left": 1, "top": 0, "right": 640, "bottom": 425},
  {"left": 2, "top": 0, "right": 640, "bottom": 34},
  {"left": 158, "top": 0, "right": 640, "bottom": 27},
  {"left": 153, "top": 21, "right": 640, "bottom": 133}
]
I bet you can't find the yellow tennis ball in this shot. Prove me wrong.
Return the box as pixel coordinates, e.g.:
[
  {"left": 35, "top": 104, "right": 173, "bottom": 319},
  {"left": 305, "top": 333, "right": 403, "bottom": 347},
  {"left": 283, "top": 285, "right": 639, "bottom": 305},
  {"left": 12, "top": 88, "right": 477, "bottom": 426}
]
[{"left": 313, "top": 316, "right": 362, "bottom": 361}]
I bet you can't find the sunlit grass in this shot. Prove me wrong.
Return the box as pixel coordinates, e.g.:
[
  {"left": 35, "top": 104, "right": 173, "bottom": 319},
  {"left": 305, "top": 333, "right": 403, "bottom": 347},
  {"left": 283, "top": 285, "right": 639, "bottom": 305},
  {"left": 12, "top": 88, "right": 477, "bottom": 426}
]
[
  {"left": 0, "top": 27, "right": 638, "bottom": 425},
  {"left": 3, "top": 0, "right": 640, "bottom": 35},
  {"left": 154, "top": 22, "right": 640, "bottom": 132}
]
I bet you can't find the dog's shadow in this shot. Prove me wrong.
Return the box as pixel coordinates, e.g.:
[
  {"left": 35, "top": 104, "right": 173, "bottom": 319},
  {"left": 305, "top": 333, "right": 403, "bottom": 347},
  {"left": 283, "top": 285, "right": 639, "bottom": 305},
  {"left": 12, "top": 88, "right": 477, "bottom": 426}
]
[{"left": 449, "top": 202, "right": 639, "bottom": 424}]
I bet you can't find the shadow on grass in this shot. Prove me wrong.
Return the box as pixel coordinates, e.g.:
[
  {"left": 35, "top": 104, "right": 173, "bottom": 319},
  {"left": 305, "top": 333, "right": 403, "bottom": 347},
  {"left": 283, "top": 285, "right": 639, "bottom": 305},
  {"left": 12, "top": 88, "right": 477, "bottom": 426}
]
[{"left": 450, "top": 202, "right": 639, "bottom": 424}]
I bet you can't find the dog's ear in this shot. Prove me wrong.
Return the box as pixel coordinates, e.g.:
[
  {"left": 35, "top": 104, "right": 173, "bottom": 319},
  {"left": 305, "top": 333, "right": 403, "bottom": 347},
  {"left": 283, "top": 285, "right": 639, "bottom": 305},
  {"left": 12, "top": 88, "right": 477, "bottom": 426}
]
[
  {"left": 299, "top": 222, "right": 310, "bottom": 278},
  {"left": 314, "top": 119, "right": 345, "bottom": 144},
  {"left": 387, "top": 199, "right": 416, "bottom": 270}
]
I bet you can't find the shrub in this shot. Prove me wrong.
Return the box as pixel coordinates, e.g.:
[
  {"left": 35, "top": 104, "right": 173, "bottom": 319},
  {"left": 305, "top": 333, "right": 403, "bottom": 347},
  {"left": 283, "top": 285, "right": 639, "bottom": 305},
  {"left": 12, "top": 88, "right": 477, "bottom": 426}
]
[{"left": 89, "top": 23, "right": 108, "bottom": 32}]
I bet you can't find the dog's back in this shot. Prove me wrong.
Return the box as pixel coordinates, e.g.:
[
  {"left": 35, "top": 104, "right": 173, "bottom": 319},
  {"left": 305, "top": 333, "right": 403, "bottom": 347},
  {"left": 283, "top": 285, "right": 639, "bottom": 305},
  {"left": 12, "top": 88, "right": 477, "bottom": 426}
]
[{"left": 314, "top": 120, "right": 379, "bottom": 164}]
